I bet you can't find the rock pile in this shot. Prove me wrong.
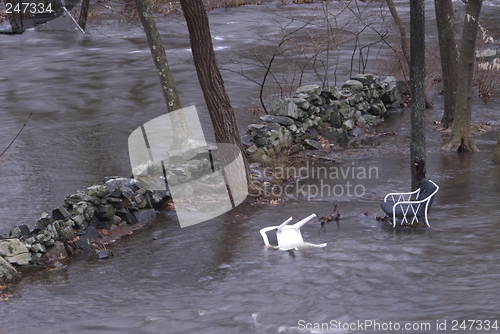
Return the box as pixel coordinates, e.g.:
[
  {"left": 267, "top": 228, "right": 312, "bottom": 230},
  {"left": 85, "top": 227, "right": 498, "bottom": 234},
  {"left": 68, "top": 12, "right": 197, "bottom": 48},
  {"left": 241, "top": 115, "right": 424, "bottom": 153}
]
[
  {"left": 243, "top": 74, "right": 402, "bottom": 163},
  {"left": 0, "top": 176, "right": 170, "bottom": 283}
]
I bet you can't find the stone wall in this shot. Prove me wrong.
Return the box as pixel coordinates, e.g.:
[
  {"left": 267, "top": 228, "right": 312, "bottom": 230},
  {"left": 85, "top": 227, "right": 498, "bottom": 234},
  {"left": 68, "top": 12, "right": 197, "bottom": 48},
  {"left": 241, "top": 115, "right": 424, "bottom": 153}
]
[
  {"left": 0, "top": 177, "right": 171, "bottom": 283},
  {"left": 242, "top": 74, "right": 402, "bottom": 163}
]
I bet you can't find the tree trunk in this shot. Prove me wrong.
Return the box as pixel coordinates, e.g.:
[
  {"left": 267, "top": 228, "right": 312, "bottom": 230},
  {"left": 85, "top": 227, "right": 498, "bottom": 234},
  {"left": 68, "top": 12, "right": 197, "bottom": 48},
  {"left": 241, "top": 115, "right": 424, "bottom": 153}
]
[
  {"left": 135, "top": 0, "right": 192, "bottom": 148},
  {"left": 443, "top": 0, "right": 482, "bottom": 152},
  {"left": 135, "top": 0, "right": 181, "bottom": 112},
  {"left": 179, "top": 0, "right": 252, "bottom": 187},
  {"left": 386, "top": 0, "right": 410, "bottom": 65},
  {"left": 386, "top": 0, "right": 433, "bottom": 109},
  {"left": 410, "top": 0, "right": 426, "bottom": 191},
  {"left": 435, "top": 0, "right": 458, "bottom": 128},
  {"left": 77, "top": 0, "right": 90, "bottom": 31}
]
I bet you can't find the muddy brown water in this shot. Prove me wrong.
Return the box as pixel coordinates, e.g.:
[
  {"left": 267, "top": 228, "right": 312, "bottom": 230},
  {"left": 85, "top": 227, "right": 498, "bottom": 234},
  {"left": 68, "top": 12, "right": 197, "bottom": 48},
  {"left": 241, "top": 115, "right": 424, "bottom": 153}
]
[{"left": 1, "top": 1, "right": 500, "bottom": 333}]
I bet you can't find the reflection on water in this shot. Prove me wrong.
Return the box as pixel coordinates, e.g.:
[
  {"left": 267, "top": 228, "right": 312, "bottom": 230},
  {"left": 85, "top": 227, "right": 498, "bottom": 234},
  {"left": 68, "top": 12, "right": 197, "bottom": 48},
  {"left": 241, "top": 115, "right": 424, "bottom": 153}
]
[{"left": 1, "top": 1, "right": 500, "bottom": 333}]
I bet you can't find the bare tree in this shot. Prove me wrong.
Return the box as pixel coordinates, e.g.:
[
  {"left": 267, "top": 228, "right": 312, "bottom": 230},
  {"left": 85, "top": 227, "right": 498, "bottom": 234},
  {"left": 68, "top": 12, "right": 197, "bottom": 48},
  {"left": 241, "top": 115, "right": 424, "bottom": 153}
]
[
  {"left": 385, "top": 0, "right": 433, "bottom": 109},
  {"left": 135, "top": 0, "right": 192, "bottom": 148},
  {"left": 386, "top": 0, "right": 410, "bottom": 65},
  {"left": 410, "top": 0, "right": 426, "bottom": 190},
  {"left": 434, "top": 0, "right": 458, "bottom": 128},
  {"left": 179, "top": 0, "right": 252, "bottom": 184},
  {"left": 443, "top": 0, "right": 483, "bottom": 152}
]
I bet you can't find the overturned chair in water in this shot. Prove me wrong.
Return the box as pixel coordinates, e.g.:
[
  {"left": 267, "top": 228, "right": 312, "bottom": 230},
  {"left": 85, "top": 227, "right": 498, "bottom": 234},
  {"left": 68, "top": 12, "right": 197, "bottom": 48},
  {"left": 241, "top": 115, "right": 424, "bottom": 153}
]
[
  {"left": 260, "top": 213, "right": 327, "bottom": 251},
  {"left": 381, "top": 179, "right": 439, "bottom": 227}
]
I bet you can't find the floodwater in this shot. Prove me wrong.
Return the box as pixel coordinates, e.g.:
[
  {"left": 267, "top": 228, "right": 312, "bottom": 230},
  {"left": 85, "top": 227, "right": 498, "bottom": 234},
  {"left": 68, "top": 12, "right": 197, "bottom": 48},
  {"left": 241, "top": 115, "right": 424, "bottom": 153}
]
[{"left": 1, "top": 1, "right": 500, "bottom": 333}]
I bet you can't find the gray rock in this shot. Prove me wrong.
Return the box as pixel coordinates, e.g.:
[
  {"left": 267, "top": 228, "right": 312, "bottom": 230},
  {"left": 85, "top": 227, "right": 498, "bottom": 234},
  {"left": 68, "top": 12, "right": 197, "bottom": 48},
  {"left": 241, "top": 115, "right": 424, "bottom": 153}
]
[
  {"left": 105, "top": 177, "right": 138, "bottom": 194},
  {"left": 5, "top": 253, "right": 31, "bottom": 266},
  {"left": 0, "top": 239, "right": 31, "bottom": 266},
  {"left": 290, "top": 97, "right": 310, "bottom": 110},
  {"left": 0, "top": 239, "right": 29, "bottom": 258},
  {"left": 241, "top": 134, "right": 254, "bottom": 149},
  {"left": 73, "top": 226, "right": 100, "bottom": 250},
  {"left": 338, "top": 105, "right": 353, "bottom": 118},
  {"left": 269, "top": 99, "right": 299, "bottom": 119},
  {"left": 119, "top": 186, "right": 134, "bottom": 197},
  {"left": 342, "top": 80, "right": 364, "bottom": 93},
  {"left": 375, "top": 76, "right": 397, "bottom": 89},
  {"left": 246, "top": 145, "right": 258, "bottom": 155},
  {"left": 352, "top": 110, "right": 362, "bottom": 122},
  {"left": 351, "top": 73, "right": 374, "bottom": 86},
  {"left": 151, "top": 190, "right": 169, "bottom": 204},
  {"left": 36, "top": 212, "right": 54, "bottom": 228},
  {"left": 134, "top": 194, "right": 147, "bottom": 209},
  {"left": 98, "top": 220, "right": 114, "bottom": 229},
  {"left": 46, "top": 241, "right": 67, "bottom": 259},
  {"left": 254, "top": 135, "right": 270, "bottom": 147},
  {"left": 303, "top": 138, "right": 322, "bottom": 150},
  {"left": 0, "top": 255, "right": 21, "bottom": 283},
  {"left": 259, "top": 115, "right": 294, "bottom": 126},
  {"left": 356, "top": 116, "right": 366, "bottom": 127},
  {"left": 381, "top": 81, "right": 401, "bottom": 105},
  {"left": 342, "top": 119, "right": 355, "bottom": 131},
  {"left": 297, "top": 109, "right": 308, "bottom": 121},
  {"left": 309, "top": 95, "right": 323, "bottom": 106},
  {"left": 9, "top": 225, "right": 30, "bottom": 239},
  {"left": 262, "top": 122, "right": 282, "bottom": 132},
  {"left": 321, "top": 87, "right": 341, "bottom": 100},
  {"left": 340, "top": 89, "right": 353, "bottom": 99},
  {"left": 97, "top": 249, "right": 112, "bottom": 259},
  {"left": 106, "top": 197, "right": 124, "bottom": 210},
  {"left": 71, "top": 214, "right": 87, "bottom": 230},
  {"left": 296, "top": 84, "right": 322, "bottom": 96},
  {"left": 318, "top": 127, "right": 349, "bottom": 146},
  {"left": 30, "top": 243, "right": 46, "bottom": 253},
  {"left": 247, "top": 123, "right": 267, "bottom": 132},
  {"left": 330, "top": 112, "right": 343, "bottom": 128},
  {"left": 363, "top": 114, "right": 378, "bottom": 122},
  {"left": 52, "top": 207, "right": 70, "bottom": 220},
  {"left": 115, "top": 208, "right": 138, "bottom": 225},
  {"left": 113, "top": 215, "right": 122, "bottom": 225},
  {"left": 25, "top": 237, "right": 35, "bottom": 245},
  {"left": 318, "top": 108, "right": 331, "bottom": 122},
  {"left": 65, "top": 192, "right": 100, "bottom": 207},
  {"left": 72, "top": 201, "right": 97, "bottom": 223},
  {"left": 87, "top": 185, "right": 109, "bottom": 198},
  {"left": 367, "top": 99, "right": 388, "bottom": 117}
]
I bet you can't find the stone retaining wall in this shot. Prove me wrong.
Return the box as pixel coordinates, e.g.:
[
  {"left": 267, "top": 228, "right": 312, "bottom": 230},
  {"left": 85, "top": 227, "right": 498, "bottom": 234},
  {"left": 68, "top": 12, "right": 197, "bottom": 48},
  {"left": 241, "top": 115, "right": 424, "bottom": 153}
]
[{"left": 242, "top": 74, "right": 402, "bottom": 163}]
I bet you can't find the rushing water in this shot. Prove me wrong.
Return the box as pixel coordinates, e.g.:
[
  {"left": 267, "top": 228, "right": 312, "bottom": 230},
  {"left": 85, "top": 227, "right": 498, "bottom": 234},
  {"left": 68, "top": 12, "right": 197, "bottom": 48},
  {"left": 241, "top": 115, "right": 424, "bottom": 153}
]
[{"left": 1, "top": 1, "right": 500, "bottom": 333}]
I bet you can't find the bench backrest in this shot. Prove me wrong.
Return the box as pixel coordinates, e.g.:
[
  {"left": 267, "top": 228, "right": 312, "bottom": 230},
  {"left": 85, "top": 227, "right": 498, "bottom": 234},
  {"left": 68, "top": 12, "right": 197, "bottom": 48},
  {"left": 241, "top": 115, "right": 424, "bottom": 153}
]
[{"left": 416, "top": 179, "right": 438, "bottom": 215}]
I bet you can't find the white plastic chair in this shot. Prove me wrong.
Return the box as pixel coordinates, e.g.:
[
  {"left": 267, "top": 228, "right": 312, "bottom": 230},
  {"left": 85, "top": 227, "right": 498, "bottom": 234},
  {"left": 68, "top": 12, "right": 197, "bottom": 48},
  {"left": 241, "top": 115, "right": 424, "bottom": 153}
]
[
  {"left": 381, "top": 179, "right": 439, "bottom": 227},
  {"left": 259, "top": 213, "right": 327, "bottom": 251}
]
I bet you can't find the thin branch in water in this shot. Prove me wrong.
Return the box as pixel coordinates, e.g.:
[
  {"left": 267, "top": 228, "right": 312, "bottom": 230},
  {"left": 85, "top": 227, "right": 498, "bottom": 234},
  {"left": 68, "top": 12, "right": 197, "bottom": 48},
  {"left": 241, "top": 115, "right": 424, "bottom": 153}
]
[
  {"left": 0, "top": 113, "right": 31, "bottom": 159},
  {"left": 0, "top": 146, "right": 18, "bottom": 166}
]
